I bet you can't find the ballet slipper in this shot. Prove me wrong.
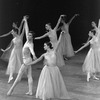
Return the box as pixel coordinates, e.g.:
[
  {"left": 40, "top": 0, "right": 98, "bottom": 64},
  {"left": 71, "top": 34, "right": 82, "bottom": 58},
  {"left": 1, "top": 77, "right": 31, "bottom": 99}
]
[
  {"left": 25, "top": 91, "right": 33, "bottom": 95},
  {"left": 93, "top": 76, "right": 99, "bottom": 80},
  {"left": 87, "top": 73, "right": 90, "bottom": 82},
  {"left": 8, "top": 77, "right": 13, "bottom": 83},
  {"left": 7, "top": 88, "right": 13, "bottom": 96},
  {"left": 87, "top": 78, "right": 90, "bottom": 82}
]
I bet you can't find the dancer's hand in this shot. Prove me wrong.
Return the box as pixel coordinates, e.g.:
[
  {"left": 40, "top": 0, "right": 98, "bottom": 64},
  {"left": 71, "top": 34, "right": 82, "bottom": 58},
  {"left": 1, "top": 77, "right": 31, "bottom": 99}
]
[
  {"left": 61, "top": 31, "right": 65, "bottom": 34},
  {"left": 75, "top": 14, "right": 79, "bottom": 16},
  {"left": 60, "top": 14, "right": 66, "bottom": 18},
  {"left": 12, "top": 22, "right": 18, "bottom": 28},
  {"left": 23, "top": 15, "right": 29, "bottom": 21},
  {"left": 33, "top": 56, "right": 37, "bottom": 60},
  {"left": 1, "top": 48, "right": 5, "bottom": 52},
  {"left": 74, "top": 50, "right": 78, "bottom": 54},
  {"left": 26, "top": 62, "right": 32, "bottom": 66}
]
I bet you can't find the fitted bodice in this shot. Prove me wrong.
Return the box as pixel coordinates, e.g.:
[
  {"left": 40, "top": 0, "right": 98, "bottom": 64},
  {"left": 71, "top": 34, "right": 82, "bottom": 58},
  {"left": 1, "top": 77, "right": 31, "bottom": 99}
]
[
  {"left": 48, "top": 30, "right": 57, "bottom": 43},
  {"left": 90, "top": 36, "right": 100, "bottom": 49},
  {"left": 22, "top": 42, "right": 32, "bottom": 58},
  {"left": 44, "top": 50, "right": 56, "bottom": 66},
  {"left": 48, "top": 30, "right": 57, "bottom": 48},
  {"left": 13, "top": 36, "right": 22, "bottom": 48}
]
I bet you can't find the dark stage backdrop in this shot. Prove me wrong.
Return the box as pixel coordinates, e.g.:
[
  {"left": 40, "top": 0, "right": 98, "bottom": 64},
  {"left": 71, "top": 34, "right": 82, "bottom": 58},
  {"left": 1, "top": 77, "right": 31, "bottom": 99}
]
[{"left": 0, "top": 0, "right": 100, "bottom": 56}]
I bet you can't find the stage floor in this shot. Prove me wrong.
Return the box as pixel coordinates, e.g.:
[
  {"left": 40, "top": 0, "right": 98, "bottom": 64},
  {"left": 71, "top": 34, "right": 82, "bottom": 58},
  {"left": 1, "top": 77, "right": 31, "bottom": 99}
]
[{"left": 0, "top": 51, "right": 100, "bottom": 100}]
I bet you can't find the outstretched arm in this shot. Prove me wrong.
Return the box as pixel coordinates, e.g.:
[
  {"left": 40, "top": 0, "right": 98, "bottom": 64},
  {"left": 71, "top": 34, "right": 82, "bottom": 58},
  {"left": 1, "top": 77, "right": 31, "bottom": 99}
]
[
  {"left": 0, "top": 30, "right": 13, "bottom": 38},
  {"left": 20, "top": 21, "right": 25, "bottom": 39},
  {"left": 23, "top": 16, "right": 29, "bottom": 40},
  {"left": 75, "top": 41, "right": 89, "bottom": 53},
  {"left": 1, "top": 41, "right": 13, "bottom": 52},
  {"left": 29, "top": 43, "right": 37, "bottom": 60},
  {"left": 68, "top": 14, "right": 79, "bottom": 25},
  {"left": 35, "top": 32, "right": 48, "bottom": 40},
  {"left": 55, "top": 31, "right": 63, "bottom": 51},
  {"left": 54, "top": 15, "right": 65, "bottom": 30},
  {"left": 27, "top": 54, "right": 44, "bottom": 65},
  {"left": 17, "top": 18, "right": 24, "bottom": 35}
]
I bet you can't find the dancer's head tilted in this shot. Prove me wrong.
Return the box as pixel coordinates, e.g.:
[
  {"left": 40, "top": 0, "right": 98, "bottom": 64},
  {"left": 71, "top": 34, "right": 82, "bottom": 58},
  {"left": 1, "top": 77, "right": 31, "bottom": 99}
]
[
  {"left": 45, "top": 23, "right": 52, "bottom": 31},
  {"left": 44, "top": 42, "right": 53, "bottom": 51}
]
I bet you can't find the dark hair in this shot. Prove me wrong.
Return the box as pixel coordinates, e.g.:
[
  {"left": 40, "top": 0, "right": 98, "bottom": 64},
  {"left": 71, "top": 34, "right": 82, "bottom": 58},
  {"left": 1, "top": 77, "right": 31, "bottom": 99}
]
[
  {"left": 62, "top": 16, "right": 66, "bottom": 22},
  {"left": 45, "top": 23, "right": 52, "bottom": 28},
  {"left": 13, "top": 28, "right": 18, "bottom": 33},
  {"left": 29, "top": 31, "right": 35, "bottom": 38},
  {"left": 45, "top": 42, "right": 53, "bottom": 49}
]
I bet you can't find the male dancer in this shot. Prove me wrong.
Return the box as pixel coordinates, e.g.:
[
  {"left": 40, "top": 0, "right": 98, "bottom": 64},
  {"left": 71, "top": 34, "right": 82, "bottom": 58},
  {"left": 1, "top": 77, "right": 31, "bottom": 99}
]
[{"left": 7, "top": 16, "right": 37, "bottom": 96}]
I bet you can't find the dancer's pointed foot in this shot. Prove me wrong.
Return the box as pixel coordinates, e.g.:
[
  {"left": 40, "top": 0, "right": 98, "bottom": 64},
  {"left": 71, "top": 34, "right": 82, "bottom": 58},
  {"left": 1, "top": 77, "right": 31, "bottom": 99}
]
[
  {"left": 87, "top": 72, "right": 90, "bottom": 82},
  {"left": 93, "top": 76, "right": 99, "bottom": 80},
  {"left": 87, "top": 77, "right": 90, "bottom": 82},
  {"left": 7, "top": 88, "right": 13, "bottom": 96},
  {"left": 25, "top": 91, "right": 33, "bottom": 96},
  {"left": 8, "top": 77, "right": 13, "bottom": 83}
]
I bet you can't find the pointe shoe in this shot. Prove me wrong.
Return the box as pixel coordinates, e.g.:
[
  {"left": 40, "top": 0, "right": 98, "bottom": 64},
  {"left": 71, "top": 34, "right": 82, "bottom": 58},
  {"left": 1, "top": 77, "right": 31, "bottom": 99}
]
[
  {"left": 87, "top": 78, "right": 90, "bottom": 82},
  {"left": 93, "top": 76, "right": 99, "bottom": 80},
  {"left": 8, "top": 77, "right": 13, "bottom": 83},
  {"left": 25, "top": 92, "right": 33, "bottom": 96},
  {"left": 7, "top": 89, "right": 13, "bottom": 96}
]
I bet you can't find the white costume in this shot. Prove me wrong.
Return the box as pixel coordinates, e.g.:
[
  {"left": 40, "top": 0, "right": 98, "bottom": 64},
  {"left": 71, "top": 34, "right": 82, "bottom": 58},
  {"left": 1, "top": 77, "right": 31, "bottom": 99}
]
[{"left": 36, "top": 50, "right": 70, "bottom": 100}]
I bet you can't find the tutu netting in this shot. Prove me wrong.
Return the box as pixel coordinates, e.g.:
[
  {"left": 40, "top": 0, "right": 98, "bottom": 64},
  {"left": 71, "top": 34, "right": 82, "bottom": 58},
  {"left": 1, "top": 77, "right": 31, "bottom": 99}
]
[
  {"left": 60, "top": 32, "right": 74, "bottom": 57},
  {"left": 82, "top": 36, "right": 100, "bottom": 73},
  {"left": 49, "top": 30, "right": 65, "bottom": 67},
  {"left": 36, "top": 51, "right": 70, "bottom": 100},
  {"left": 6, "top": 36, "right": 23, "bottom": 74},
  {"left": 36, "top": 65, "right": 70, "bottom": 100},
  {"left": 82, "top": 48, "right": 100, "bottom": 73}
]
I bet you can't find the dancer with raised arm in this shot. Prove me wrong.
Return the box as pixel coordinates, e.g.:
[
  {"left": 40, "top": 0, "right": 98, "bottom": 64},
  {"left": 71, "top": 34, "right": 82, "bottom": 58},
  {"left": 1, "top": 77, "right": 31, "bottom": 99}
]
[
  {"left": 7, "top": 15, "right": 37, "bottom": 96},
  {"left": 0, "top": 19, "right": 24, "bottom": 83},
  {"left": 35, "top": 15, "right": 65, "bottom": 67},
  {"left": 75, "top": 31, "right": 100, "bottom": 82},
  {"left": 26, "top": 31, "right": 70, "bottom": 100},
  {"left": 60, "top": 14, "right": 79, "bottom": 59}
]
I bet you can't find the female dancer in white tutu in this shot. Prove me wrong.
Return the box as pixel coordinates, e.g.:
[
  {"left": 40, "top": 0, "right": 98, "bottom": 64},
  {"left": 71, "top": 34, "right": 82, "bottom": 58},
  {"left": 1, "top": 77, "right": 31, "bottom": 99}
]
[
  {"left": 0, "top": 20, "right": 24, "bottom": 83},
  {"left": 35, "top": 15, "right": 65, "bottom": 67},
  {"left": 75, "top": 31, "right": 100, "bottom": 82},
  {"left": 26, "top": 31, "right": 70, "bottom": 100},
  {"left": 7, "top": 15, "right": 37, "bottom": 96},
  {"left": 60, "top": 14, "right": 79, "bottom": 59}
]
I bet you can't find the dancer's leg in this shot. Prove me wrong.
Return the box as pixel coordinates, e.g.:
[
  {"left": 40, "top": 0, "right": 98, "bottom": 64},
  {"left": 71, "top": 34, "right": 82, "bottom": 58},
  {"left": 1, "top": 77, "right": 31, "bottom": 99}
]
[
  {"left": 7, "top": 64, "right": 27, "bottom": 95},
  {"left": 8, "top": 73, "right": 13, "bottom": 83},
  {"left": 26, "top": 66, "right": 33, "bottom": 95},
  {"left": 92, "top": 73, "right": 99, "bottom": 80},
  {"left": 87, "top": 72, "right": 90, "bottom": 82}
]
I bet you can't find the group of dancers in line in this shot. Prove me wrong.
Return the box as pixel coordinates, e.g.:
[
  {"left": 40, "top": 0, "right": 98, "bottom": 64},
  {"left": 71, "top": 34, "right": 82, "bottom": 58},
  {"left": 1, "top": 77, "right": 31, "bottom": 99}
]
[
  {"left": 0, "top": 14, "right": 78, "bottom": 100},
  {"left": 0, "top": 13, "right": 100, "bottom": 100}
]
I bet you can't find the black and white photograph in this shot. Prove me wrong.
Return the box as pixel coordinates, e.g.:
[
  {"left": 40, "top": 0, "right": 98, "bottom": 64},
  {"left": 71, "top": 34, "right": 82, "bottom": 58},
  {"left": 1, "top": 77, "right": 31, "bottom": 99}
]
[{"left": 0, "top": 0, "right": 100, "bottom": 100}]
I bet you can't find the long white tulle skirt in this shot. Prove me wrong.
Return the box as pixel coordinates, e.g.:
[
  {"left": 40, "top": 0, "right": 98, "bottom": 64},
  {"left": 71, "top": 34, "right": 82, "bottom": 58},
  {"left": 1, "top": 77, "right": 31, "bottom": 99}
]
[
  {"left": 82, "top": 48, "right": 100, "bottom": 73},
  {"left": 60, "top": 32, "right": 75, "bottom": 57},
  {"left": 52, "top": 41, "right": 65, "bottom": 67},
  {"left": 36, "top": 65, "right": 70, "bottom": 100},
  {"left": 6, "top": 47, "right": 23, "bottom": 75}
]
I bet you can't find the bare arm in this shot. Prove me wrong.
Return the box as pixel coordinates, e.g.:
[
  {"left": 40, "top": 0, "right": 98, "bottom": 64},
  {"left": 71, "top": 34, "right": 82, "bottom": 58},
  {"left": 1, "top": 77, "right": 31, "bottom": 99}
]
[
  {"left": 35, "top": 32, "right": 48, "bottom": 40},
  {"left": 55, "top": 31, "right": 63, "bottom": 51},
  {"left": 27, "top": 54, "right": 44, "bottom": 65},
  {"left": 29, "top": 43, "right": 37, "bottom": 60},
  {"left": 18, "top": 19, "right": 24, "bottom": 35},
  {"left": 23, "top": 16, "right": 29, "bottom": 40},
  {"left": 1, "top": 41, "right": 13, "bottom": 52},
  {"left": 54, "top": 15, "right": 65, "bottom": 30},
  {"left": 75, "top": 41, "right": 89, "bottom": 53},
  {"left": 0, "top": 30, "right": 13, "bottom": 38},
  {"left": 20, "top": 20, "right": 25, "bottom": 39},
  {"left": 68, "top": 14, "right": 79, "bottom": 25}
]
